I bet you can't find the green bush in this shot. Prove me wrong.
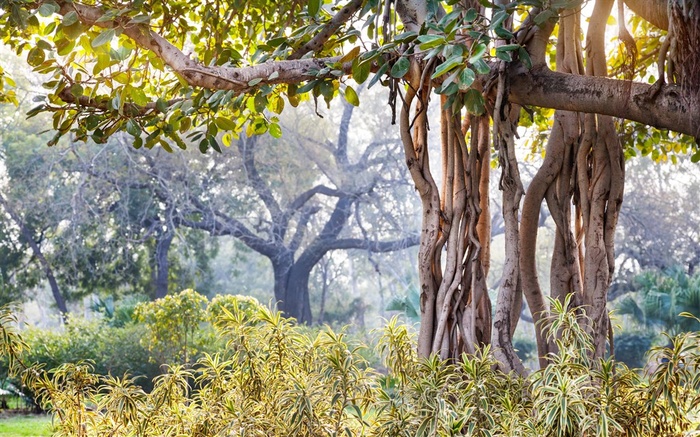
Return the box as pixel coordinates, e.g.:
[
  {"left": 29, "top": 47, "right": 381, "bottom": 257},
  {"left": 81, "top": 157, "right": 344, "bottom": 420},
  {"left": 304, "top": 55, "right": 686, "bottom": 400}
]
[
  {"left": 17, "top": 317, "right": 160, "bottom": 394},
  {"left": 134, "top": 289, "right": 209, "bottom": 366},
  {"left": 2, "top": 302, "right": 700, "bottom": 436}
]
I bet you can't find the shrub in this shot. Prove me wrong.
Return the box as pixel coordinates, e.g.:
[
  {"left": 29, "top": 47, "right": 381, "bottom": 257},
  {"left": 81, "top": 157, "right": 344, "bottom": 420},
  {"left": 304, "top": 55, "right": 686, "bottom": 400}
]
[
  {"left": 15, "top": 317, "right": 160, "bottom": 395},
  {"left": 2, "top": 302, "right": 699, "bottom": 436},
  {"left": 134, "top": 289, "right": 209, "bottom": 366}
]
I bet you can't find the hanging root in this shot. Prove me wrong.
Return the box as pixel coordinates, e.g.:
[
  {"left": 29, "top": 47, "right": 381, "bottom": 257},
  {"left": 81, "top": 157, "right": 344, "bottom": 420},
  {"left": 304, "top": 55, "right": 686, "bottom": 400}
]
[{"left": 617, "top": 0, "right": 637, "bottom": 80}]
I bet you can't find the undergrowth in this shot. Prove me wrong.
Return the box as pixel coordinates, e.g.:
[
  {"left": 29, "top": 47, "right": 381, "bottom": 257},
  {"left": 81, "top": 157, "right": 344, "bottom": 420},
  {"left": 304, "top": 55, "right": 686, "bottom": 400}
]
[{"left": 1, "top": 299, "right": 699, "bottom": 436}]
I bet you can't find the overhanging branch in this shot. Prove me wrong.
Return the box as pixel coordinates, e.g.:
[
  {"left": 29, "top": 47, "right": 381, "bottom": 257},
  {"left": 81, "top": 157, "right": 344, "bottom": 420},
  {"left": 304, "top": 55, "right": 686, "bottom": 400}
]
[
  {"left": 49, "top": 0, "right": 348, "bottom": 93},
  {"left": 508, "top": 66, "right": 700, "bottom": 138}
]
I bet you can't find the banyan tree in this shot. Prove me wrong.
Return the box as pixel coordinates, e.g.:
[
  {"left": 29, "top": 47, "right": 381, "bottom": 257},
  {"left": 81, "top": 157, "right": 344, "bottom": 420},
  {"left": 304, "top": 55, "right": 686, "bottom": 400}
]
[{"left": 1, "top": 0, "right": 698, "bottom": 371}]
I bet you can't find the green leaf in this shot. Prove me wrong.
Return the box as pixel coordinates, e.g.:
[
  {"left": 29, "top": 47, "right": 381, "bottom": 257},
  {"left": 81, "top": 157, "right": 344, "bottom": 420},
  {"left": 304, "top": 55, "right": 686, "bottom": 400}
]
[
  {"left": 352, "top": 59, "right": 371, "bottom": 84},
  {"left": 129, "top": 14, "right": 151, "bottom": 24},
  {"left": 308, "top": 0, "right": 320, "bottom": 16},
  {"left": 497, "top": 44, "right": 521, "bottom": 53},
  {"left": 518, "top": 47, "right": 532, "bottom": 69},
  {"left": 368, "top": 62, "right": 389, "bottom": 89},
  {"left": 494, "top": 26, "right": 514, "bottom": 39},
  {"left": 458, "top": 68, "right": 475, "bottom": 90},
  {"left": 126, "top": 119, "right": 141, "bottom": 137},
  {"left": 130, "top": 87, "right": 148, "bottom": 106},
  {"left": 469, "top": 43, "right": 488, "bottom": 63},
  {"left": 472, "top": 58, "right": 491, "bottom": 74},
  {"left": 296, "top": 80, "right": 317, "bottom": 94},
  {"left": 270, "top": 95, "right": 285, "bottom": 114},
  {"left": 198, "top": 138, "right": 209, "bottom": 153},
  {"left": 431, "top": 55, "right": 463, "bottom": 79},
  {"left": 62, "top": 11, "right": 78, "bottom": 26},
  {"left": 156, "top": 98, "right": 169, "bottom": 113},
  {"left": 417, "top": 34, "right": 445, "bottom": 50},
  {"left": 254, "top": 93, "right": 268, "bottom": 112},
  {"left": 464, "top": 8, "right": 478, "bottom": 22},
  {"left": 495, "top": 50, "right": 512, "bottom": 62},
  {"left": 38, "top": 2, "right": 59, "bottom": 17},
  {"left": 490, "top": 10, "right": 509, "bottom": 30},
  {"left": 344, "top": 85, "right": 360, "bottom": 106},
  {"left": 55, "top": 38, "right": 75, "bottom": 56},
  {"left": 691, "top": 151, "right": 700, "bottom": 163},
  {"left": 390, "top": 57, "right": 410, "bottom": 78},
  {"left": 215, "top": 117, "right": 237, "bottom": 131},
  {"left": 27, "top": 47, "right": 45, "bottom": 67},
  {"left": 69, "top": 83, "right": 83, "bottom": 98},
  {"left": 269, "top": 123, "right": 282, "bottom": 138},
  {"left": 464, "top": 89, "right": 485, "bottom": 115},
  {"left": 394, "top": 31, "right": 417, "bottom": 43},
  {"left": 534, "top": 9, "right": 555, "bottom": 26},
  {"left": 208, "top": 136, "right": 222, "bottom": 153},
  {"left": 339, "top": 46, "right": 361, "bottom": 63},
  {"left": 159, "top": 139, "right": 173, "bottom": 153},
  {"left": 91, "top": 28, "right": 115, "bottom": 48}
]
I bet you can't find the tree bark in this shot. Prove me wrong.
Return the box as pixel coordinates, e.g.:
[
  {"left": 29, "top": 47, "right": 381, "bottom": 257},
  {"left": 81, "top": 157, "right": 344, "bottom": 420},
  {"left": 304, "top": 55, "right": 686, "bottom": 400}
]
[
  {"left": 154, "top": 230, "right": 175, "bottom": 299},
  {"left": 272, "top": 254, "right": 313, "bottom": 325}
]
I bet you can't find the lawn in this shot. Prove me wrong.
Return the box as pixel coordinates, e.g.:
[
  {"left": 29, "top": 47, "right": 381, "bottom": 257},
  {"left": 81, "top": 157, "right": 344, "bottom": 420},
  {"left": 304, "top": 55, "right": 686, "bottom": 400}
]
[{"left": 0, "top": 414, "right": 52, "bottom": 437}]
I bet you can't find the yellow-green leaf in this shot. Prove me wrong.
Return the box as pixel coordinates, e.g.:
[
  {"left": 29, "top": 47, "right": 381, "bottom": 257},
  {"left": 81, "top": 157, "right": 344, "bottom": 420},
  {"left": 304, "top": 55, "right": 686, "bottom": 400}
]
[
  {"left": 215, "top": 117, "right": 237, "bottom": 131},
  {"left": 340, "top": 46, "right": 361, "bottom": 64},
  {"left": 344, "top": 86, "right": 359, "bottom": 106}
]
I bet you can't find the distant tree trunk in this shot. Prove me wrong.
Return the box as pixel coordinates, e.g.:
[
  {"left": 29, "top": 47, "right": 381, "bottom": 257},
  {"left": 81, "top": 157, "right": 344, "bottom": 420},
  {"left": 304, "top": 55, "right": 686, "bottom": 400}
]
[
  {"left": 272, "top": 255, "right": 313, "bottom": 324},
  {"left": 317, "top": 257, "right": 330, "bottom": 325},
  {"left": 154, "top": 231, "right": 174, "bottom": 299},
  {"left": 0, "top": 193, "right": 68, "bottom": 319}
]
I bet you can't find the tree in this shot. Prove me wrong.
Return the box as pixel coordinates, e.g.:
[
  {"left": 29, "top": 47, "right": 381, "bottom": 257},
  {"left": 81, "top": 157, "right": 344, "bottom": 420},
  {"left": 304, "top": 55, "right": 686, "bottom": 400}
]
[
  {"left": 0, "top": 103, "right": 148, "bottom": 316},
  {"left": 92, "top": 101, "right": 417, "bottom": 322},
  {"left": 1, "top": 0, "right": 698, "bottom": 371}
]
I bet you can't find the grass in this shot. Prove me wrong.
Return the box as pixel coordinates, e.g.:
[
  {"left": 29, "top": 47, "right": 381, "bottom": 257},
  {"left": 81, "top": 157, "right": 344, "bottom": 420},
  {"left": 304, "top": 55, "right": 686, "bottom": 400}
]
[{"left": 0, "top": 414, "right": 52, "bottom": 437}]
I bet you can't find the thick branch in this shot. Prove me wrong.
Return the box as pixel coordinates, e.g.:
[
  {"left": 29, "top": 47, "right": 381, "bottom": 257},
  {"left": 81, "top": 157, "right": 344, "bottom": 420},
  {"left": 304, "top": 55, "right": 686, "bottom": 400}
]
[
  {"left": 624, "top": 0, "right": 669, "bottom": 30},
  {"left": 320, "top": 234, "right": 420, "bottom": 252},
  {"left": 237, "top": 136, "right": 284, "bottom": 240},
  {"left": 509, "top": 66, "right": 700, "bottom": 138},
  {"left": 45, "top": 0, "right": 697, "bottom": 138},
  {"left": 335, "top": 100, "right": 355, "bottom": 166},
  {"left": 288, "top": 206, "right": 321, "bottom": 253},
  {"left": 50, "top": 0, "right": 346, "bottom": 92},
  {"left": 287, "top": 185, "right": 344, "bottom": 212},
  {"left": 182, "top": 199, "right": 278, "bottom": 258},
  {"left": 288, "top": 0, "right": 365, "bottom": 60}
]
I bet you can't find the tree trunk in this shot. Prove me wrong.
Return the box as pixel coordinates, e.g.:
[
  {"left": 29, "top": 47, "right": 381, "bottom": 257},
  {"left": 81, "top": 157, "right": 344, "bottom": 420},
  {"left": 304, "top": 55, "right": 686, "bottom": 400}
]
[
  {"left": 272, "top": 254, "right": 313, "bottom": 324},
  {"left": 154, "top": 230, "right": 174, "bottom": 299}
]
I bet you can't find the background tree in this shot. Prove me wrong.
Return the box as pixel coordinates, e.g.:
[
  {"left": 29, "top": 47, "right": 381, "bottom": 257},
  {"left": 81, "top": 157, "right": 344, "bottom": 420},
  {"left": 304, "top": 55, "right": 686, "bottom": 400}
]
[{"left": 78, "top": 98, "right": 420, "bottom": 323}]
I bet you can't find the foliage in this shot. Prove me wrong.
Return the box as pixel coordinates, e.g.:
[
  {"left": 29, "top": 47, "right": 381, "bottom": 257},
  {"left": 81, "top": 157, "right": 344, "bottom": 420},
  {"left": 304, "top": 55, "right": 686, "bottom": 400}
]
[
  {"left": 2, "top": 315, "right": 160, "bottom": 394},
  {"left": 385, "top": 285, "right": 420, "bottom": 323},
  {"left": 3, "top": 302, "right": 699, "bottom": 436},
  {"left": 134, "top": 289, "right": 209, "bottom": 366},
  {"left": 613, "top": 331, "right": 654, "bottom": 370},
  {"left": 207, "top": 293, "right": 262, "bottom": 324},
  {"left": 617, "top": 267, "right": 700, "bottom": 335}
]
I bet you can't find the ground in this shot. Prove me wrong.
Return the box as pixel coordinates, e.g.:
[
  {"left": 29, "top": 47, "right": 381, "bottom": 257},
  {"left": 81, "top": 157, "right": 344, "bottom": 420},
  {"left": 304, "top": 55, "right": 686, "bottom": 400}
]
[{"left": 0, "top": 411, "right": 52, "bottom": 437}]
